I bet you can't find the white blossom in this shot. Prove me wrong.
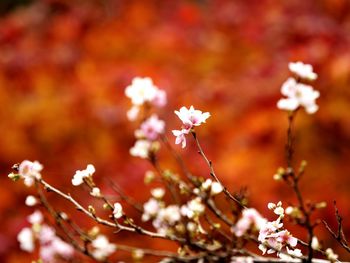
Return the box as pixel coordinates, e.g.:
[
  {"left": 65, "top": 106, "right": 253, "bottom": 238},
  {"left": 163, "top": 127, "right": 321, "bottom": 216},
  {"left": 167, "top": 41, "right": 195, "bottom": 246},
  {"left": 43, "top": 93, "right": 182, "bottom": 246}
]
[
  {"left": 289, "top": 61, "right": 317, "bottom": 81},
  {"left": 129, "top": 139, "right": 151, "bottom": 158},
  {"left": 17, "top": 227, "right": 35, "bottom": 252},
  {"left": 311, "top": 236, "right": 320, "bottom": 250},
  {"left": 25, "top": 195, "right": 38, "bottom": 206},
  {"left": 125, "top": 77, "right": 167, "bottom": 120},
  {"left": 277, "top": 77, "right": 320, "bottom": 114},
  {"left": 90, "top": 187, "right": 101, "bottom": 197},
  {"left": 27, "top": 210, "right": 43, "bottom": 225},
  {"left": 18, "top": 160, "right": 43, "bottom": 187},
  {"left": 91, "top": 235, "right": 116, "bottom": 260},
  {"left": 325, "top": 248, "right": 338, "bottom": 262},
  {"left": 174, "top": 106, "right": 210, "bottom": 130},
  {"left": 151, "top": 188, "right": 165, "bottom": 199},
  {"left": 181, "top": 198, "right": 205, "bottom": 219},
  {"left": 232, "top": 208, "right": 267, "bottom": 237},
  {"left": 142, "top": 198, "right": 160, "bottom": 221},
  {"left": 113, "top": 202, "right": 123, "bottom": 219},
  {"left": 72, "top": 164, "right": 95, "bottom": 186}
]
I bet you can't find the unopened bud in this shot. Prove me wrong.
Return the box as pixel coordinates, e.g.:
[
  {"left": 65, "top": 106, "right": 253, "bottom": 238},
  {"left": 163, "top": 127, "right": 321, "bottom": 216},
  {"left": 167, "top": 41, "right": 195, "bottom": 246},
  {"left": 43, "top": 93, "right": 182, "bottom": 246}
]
[
  {"left": 132, "top": 249, "right": 144, "bottom": 261},
  {"left": 315, "top": 202, "right": 327, "bottom": 209},
  {"left": 8, "top": 172, "right": 21, "bottom": 182},
  {"left": 88, "top": 205, "right": 96, "bottom": 215}
]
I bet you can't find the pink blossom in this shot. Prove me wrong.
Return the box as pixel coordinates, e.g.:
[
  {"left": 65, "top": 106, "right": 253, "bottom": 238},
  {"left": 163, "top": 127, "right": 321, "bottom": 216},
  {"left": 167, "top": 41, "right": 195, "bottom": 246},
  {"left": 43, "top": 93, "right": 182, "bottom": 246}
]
[
  {"left": 172, "top": 129, "right": 189, "bottom": 148},
  {"left": 275, "top": 230, "right": 298, "bottom": 247},
  {"left": 174, "top": 106, "right": 210, "bottom": 129},
  {"left": 232, "top": 208, "right": 267, "bottom": 237},
  {"left": 152, "top": 89, "right": 167, "bottom": 107},
  {"left": 27, "top": 210, "right": 43, "bottom": 225},
  {"left": 125, "top": 77, "right": 167, "bottom": 121},
  {"left": 18, "top": 160, "right": 43, "bottom": 187},
  {"left": 137, "top": 114, "right": 165, "bottom": 141}
]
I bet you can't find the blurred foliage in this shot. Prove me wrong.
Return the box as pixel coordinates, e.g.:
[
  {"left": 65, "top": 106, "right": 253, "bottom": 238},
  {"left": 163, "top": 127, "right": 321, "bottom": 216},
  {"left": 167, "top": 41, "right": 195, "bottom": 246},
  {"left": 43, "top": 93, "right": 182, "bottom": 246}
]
[
  {"left": 0, "top": 0, "right": 33, "bottom": 15},
  {"left": 0, "top": 0, "right": 350, "bottom": 262}
]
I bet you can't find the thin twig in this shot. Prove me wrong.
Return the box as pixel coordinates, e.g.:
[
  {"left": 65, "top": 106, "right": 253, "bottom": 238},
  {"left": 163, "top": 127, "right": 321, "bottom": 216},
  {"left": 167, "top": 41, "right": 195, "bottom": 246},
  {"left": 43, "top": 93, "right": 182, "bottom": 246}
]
[
  {"left": 323, "top": 202, "right": 350, "bottom": 253},
  {"left": 191, "top": 131, "right": 246, "bottom": 209}
]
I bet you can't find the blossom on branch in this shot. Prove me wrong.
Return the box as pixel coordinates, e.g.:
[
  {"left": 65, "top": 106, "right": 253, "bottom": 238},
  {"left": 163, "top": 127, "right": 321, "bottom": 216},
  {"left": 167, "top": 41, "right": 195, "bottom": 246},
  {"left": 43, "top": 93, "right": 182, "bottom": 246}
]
[
  {"left": 135, "top": 114, "right": 165, "bottom": 141},
  {"left": 72, "top": 164, "right": 95, "bottom": 186},
  {"left": 289, "top": 62, "right": 318, "bottom": 81},
  {"left": 232, "top": 208, "right": 267, "bottom": 237},
  {"left": 125, "top": 77, "right": 167, "bottom": 121},
  {"left": 113, "top": 202, "right": 123, "bottom": 219},
  {"left": 91, "top": 235, "right": 116, "bottom": 261},
  {"left": 172, "top": 129, "right": 189, "bottom": 148},
  {"left": 172, "top": 106, "right": 210, "bottom": 148},
  {"left": 18, "top": 160, "right": 43, "bottom": 187},
  {"left": 258, "top": 202, "right": 300, "bottom": 259},
  {"left": 18, "top": 210, "right": 74, "bottom": 262},
  {"left": 174, "top": 106, "right": 210, "bottom": 130},
  {"left": 277, "top": 77, "right": 320, "bottom": 114},
  {"left": 129, "top": 139, "right": 152, "bottom": 159}
]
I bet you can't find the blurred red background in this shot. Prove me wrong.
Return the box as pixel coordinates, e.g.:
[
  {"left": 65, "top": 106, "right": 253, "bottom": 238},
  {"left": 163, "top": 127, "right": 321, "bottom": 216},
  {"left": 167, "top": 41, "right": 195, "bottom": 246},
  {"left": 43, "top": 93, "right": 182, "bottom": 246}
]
[{"left": 1, "top": 0, "right": 350, "bottom": 262}]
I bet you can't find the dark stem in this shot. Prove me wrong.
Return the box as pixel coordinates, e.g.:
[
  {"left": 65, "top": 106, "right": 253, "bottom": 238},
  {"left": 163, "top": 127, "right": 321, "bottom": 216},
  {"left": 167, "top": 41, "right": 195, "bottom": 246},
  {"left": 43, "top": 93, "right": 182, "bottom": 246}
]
[{"left": 191, "top": 131, "right": 246, "bottom": 209}]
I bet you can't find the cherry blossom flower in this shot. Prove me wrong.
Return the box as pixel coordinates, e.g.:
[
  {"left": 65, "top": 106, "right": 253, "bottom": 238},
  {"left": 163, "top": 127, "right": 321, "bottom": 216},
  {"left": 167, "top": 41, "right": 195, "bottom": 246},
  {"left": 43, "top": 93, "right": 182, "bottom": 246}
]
[
  {"left": 39, "top": 236, "right": 74, "bottom": 262},
  {"left": 277, "top": 77, "right": 320, "bottom": 114},
  {"left": 125, "top": 77, "right": 167, "bottom": 121},
  {"left": 232, "top": 208, "right": 267, "bottom": 237},
  {"left": 325, "top": 248, "right": 338, "bottom": 262},
  {"left": 127, "top": 105, "right": 140, "bottom": 121},
  {"left": 90, "top": 187, "right": 101, "bottom": 197},
  {"left": 72, "top": 164, "right": 95, "bottom": 186},
  {"left": 17, "top": 227, "right": 35, "bottom": 252},
  {"left": 152, "top": 205, "right": 181, "bottom": 234},
  {"left": 172, "top": 129, "right": 189, "bottom": 148},
  {"left": 258, "top": 202, "right": 299, "bottom": 258},
  {"left": 311, "top": 236, "right": 320, "bottom": 250},
  {"left": 142, "top": 198, "right": 160, "bottom": 222},
  {"left": 129, "top": 139, "right": 151, "bottom": 158},
  {"left": 151, "top": 188, "right": 165, "bottom": 199},
  {"left": 289, "top": 62, "right": 318, "bottom": 81},
  {"left": 113, "top": 202, "right": 123, "bottom": 219},
  {"left": 18, "top": 211, "right": 74, "bottom": 262},
  {"left": 181, "top": 198, "right": 205, "bottom": 219},
  {"left": 18, "top": 160, "right": 43, "bottom": 187},
  {"left": 172, "top": 106, "right": 210, "bottom": 148},
  {"left": 174, "top": 106, "right": 210, "bottom": 130},
  {"left": 91, "top": 235, "right": 116, "bottom": 260},
  {"left": 136, "top": 114, "right": 165, "bottom": 141},
  {"left": 25, "top": 195, "right": 38, "bottom": 206},
  {"left": 38, "top": 225, "right": 56, "bottom": 244},
  {"left": 202, "top": 179, "right": 223, "bottom": 196},
  {"left": 27, "top": 210, "right": 43, "bottom": 225}
]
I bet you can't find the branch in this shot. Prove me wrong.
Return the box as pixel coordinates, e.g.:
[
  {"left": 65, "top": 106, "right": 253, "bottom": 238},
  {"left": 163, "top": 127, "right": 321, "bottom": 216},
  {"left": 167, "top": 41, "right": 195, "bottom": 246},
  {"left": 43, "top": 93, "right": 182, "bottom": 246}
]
[{"left": 191, "top": 131, "right": 246, "bottom": 209}]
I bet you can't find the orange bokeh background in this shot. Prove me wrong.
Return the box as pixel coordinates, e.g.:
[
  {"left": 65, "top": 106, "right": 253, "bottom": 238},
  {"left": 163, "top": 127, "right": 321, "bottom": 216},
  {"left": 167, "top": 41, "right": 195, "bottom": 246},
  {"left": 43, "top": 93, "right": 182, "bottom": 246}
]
[{"left": 1, "top": 0, "right": 350, "bottom": 262}]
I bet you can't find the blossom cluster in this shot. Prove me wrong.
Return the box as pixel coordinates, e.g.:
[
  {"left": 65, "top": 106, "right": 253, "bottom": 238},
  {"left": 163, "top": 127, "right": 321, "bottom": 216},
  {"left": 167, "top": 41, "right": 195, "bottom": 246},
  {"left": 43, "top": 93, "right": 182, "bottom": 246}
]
[
  {"left": 125, "top": 77, "right": 166, "bottom": 121},
  {"left": 258, "top": 202, "right": 302, "bottom": 259},
  {"left": 277, "top": 62, "right": 320, "bottom": 114},
  {"left": 17, "top": 210, "right": 74, "bottom": 262},
  {"left": 12, "top": 63, "right": 343, "bottom": 262},
  {"left": 125, "top": 77, "right": 168, "bottom": 159}
]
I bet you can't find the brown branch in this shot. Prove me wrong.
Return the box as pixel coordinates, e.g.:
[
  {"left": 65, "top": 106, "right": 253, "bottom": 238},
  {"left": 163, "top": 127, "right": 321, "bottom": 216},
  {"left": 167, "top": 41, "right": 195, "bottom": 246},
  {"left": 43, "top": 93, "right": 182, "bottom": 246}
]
[
  {"left": 191, "top": 131, "right": 246, "bottom": 209},
  {"left": 323, "top": 202, "right": 350, "bottom": 254},
  {"left": 284, "top": 111, "right": 314, "bottom": 263}
]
